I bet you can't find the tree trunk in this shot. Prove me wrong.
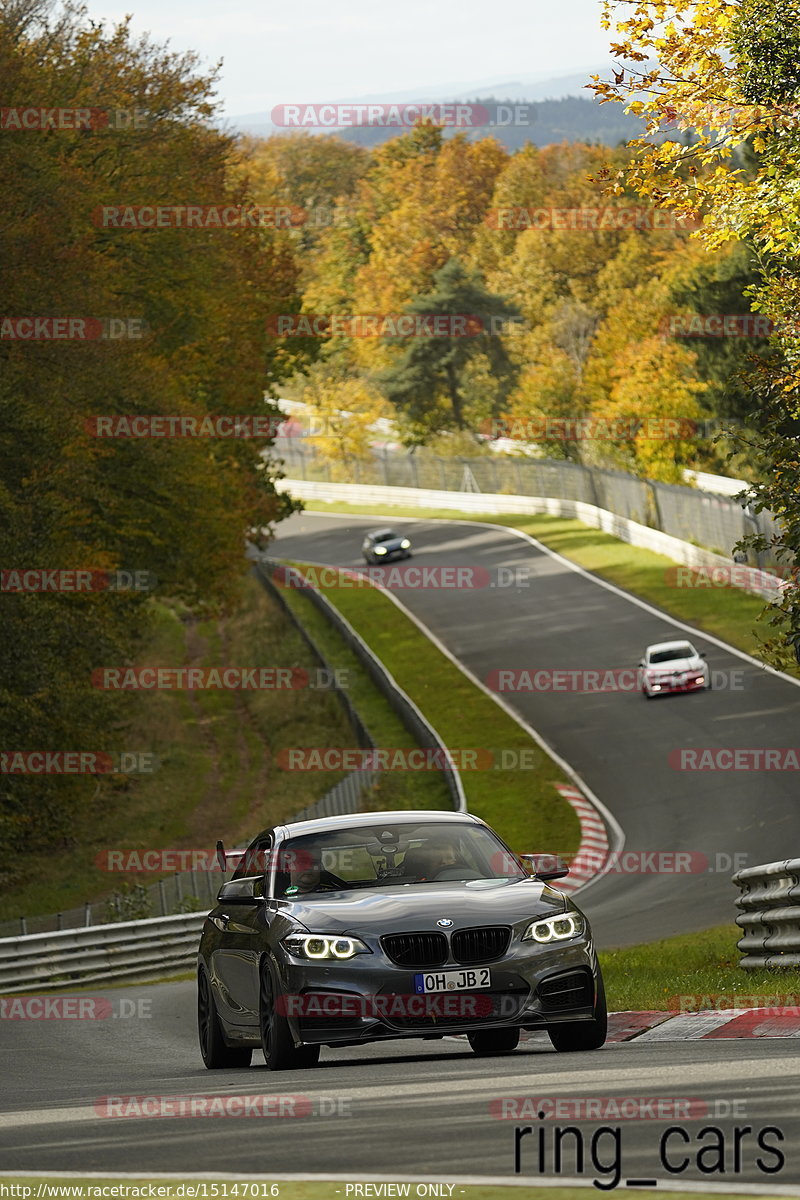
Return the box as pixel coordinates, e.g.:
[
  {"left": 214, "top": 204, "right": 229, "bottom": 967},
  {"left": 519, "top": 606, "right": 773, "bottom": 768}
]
[{"left": 446, "top": 361, "right": 465, "bottom": 429}]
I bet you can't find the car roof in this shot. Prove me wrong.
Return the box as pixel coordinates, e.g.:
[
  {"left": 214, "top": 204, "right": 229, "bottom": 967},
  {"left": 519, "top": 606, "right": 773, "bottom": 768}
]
[
  {"left": 646, "top": 639, "right": 696, "bottom": 654},
  {"left": 265, "top": 809, "right": 484, "bottom": 842},
  {"left": 366, "top": 528, "right": 397, "bottom": 538}
]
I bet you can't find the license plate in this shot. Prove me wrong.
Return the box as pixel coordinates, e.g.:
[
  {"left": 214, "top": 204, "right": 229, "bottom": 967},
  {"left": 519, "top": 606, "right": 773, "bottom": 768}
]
[{"left": 414, "top": 968, "right": 491, "bottom": 993}]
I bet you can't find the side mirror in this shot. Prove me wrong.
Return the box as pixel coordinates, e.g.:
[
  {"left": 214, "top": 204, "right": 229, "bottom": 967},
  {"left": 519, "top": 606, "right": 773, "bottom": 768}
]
[
  {"left": 699, "top": 651, "right": 706, "bottom": 659},
  {"left": 638, "top": 659, "right": 645, "bottom": 668},
  {"left": 519, "top": 853, "right": 569, "bottom": 881},
  {"left": 216, "top": 877, "right": 264, "bottom": 904}
]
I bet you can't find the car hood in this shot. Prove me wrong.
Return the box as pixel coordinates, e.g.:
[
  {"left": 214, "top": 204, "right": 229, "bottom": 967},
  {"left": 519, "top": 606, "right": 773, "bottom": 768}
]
[
  {"left": 372, "top": 538, "right": 406, "bottom": 551},
  {"left": 646, "top": 656, "right": 701, "bottom": 674},
  {"left": 280, "top": 877, "right": 568, "bottom": 935}
]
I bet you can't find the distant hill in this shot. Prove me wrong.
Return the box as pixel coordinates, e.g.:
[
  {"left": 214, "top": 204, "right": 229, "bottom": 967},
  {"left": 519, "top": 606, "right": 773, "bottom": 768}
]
[
  {"left": 226, "top": 67, "right": 659, "bottom": 149},
  {"left": 335, "top": 96, "right": 649, "bottom": 150}
]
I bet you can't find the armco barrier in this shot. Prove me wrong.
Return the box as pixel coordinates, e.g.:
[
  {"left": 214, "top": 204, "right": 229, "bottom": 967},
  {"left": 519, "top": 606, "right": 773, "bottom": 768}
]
[
  {"left": 275, "top": 477, "right": 786, "bottom": 603},
  {"left": 733, "top": 859, "right": 800, "bottom": 969},
  {"left": 255, "top": 559, "right": 467, "bottom": 814},
  {"left": 0, "top": 912, "right": 207, "bottom": 995}
]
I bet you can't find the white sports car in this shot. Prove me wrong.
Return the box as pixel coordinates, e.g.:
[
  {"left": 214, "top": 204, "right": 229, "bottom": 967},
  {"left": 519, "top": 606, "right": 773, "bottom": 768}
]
[{"left": 639, "top": 639, "right": 709, "bottom": 698}]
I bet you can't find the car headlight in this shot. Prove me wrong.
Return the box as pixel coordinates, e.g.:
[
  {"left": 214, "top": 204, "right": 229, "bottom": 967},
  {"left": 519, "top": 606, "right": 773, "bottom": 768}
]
[
  {"left": 282, "top": 934, "right": 371, "bottom": 960},
  {"left": 522, "top": 912, "right": 584, "bottom": 943},
  {"left": 374, "top": 546, "right": 387, "bottom": 555},
  {"left": 400, "top": 539, "right": 411, "bottom": 549}
]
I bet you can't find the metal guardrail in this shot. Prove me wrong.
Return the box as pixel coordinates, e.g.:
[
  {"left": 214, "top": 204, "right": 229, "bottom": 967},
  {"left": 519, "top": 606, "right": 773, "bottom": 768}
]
[
  {"left": 255, "top": 559, "right": 467, "bottom": 814},
  {"left": 1, "top": 561, "right": 464, "bottom": 992},
  {"left": 275, "top": 442, "right": 781, "bottom": 571},
  {"left": 0, "top": 912, "right": 207, "bottom": 995},
  {"left": 733, "top": 860, "right": 800, "bottom": 969},
  {"left": 275, "top": 478, "right": 786, "bottom": 603}
]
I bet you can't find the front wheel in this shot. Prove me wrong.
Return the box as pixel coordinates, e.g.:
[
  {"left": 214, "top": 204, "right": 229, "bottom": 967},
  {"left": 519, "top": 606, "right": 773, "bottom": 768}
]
[
  {"left": 260, "top": 961, "right": 320, "bottom": 1071},
  {"left": 467, "top": 1027, "right": 520, "bottom": 1056},
  {"left": 548, "top": 974, "right": 607, "bottom": 1052},
  {"left": 198, "top": 968, "right": 252, "bottom": 1069}
]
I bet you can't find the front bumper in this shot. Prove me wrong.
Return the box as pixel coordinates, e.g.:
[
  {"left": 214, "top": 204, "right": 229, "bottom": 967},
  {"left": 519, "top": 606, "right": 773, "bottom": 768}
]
[
  {"left": 646, "top": 674, "right": 707, "bottom": 695},
  {"left": 276, "top": 940, "right": 598, "bottom": 1046}
]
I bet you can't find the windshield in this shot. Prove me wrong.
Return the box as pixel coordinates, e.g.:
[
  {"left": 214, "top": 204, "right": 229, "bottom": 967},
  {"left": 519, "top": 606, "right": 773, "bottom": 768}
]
[
  {"left": 273, "top": 821, "right": 525, "bottom": 897},
  {"left": 372, "top": 530, "right": 399, "bottom": 543},
  {"left": 649, "top": 644, "right": 694, "bottom": 664}
]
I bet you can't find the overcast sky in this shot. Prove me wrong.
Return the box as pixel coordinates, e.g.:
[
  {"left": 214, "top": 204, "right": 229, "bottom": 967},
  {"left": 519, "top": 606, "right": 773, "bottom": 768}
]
[{"left": 84, "top": 0, "right": 615, "bottom": 117}]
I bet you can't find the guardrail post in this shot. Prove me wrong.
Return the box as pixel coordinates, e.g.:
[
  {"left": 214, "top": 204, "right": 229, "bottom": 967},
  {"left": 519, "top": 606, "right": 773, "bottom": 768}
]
[
  {"left": 19, "top": 917, "right": 27, "bottom": 935},
  {"left": 84, "top": 902, "right": 92, "bottom": 927},
  {"left": 56, "top": 912, "right": 63, "bottom": 931},
  {"left": 159, "top": 879, "right": 167, "bottom": 916},
  {"left": 175, "top": 872, "right": 183, "bottom": 908}
]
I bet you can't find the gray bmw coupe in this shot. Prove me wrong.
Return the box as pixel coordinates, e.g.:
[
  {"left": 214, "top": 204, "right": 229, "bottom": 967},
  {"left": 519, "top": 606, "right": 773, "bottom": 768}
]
[{"left": 197, "top": 810, "right": 605, "bottom": 1070}]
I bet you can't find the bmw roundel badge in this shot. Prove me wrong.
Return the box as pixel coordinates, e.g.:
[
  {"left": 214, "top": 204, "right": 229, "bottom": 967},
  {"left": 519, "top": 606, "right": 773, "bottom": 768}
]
[{"left": 437, "top": 918, "right": 453, "bottom": 927}]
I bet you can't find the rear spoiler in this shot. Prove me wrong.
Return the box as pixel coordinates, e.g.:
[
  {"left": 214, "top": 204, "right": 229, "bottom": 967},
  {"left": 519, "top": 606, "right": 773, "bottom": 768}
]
[{"left": 216, "top": 841, "right": 247, "bottom": 872}]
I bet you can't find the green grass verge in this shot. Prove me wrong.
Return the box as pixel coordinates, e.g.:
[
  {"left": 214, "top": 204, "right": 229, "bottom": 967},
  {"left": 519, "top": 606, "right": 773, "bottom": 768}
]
[
  {"left": 600, "top": 923, "right": 800, "bottom": 1012},
  {"left": 271, "top": 575, "right": 451, "bottom": 811},
  {"left": 300, "top": 501, "right": 780, "bottom": 664},
  {"left": 277, "top": 560, "right": 581, "bottom": 860}
]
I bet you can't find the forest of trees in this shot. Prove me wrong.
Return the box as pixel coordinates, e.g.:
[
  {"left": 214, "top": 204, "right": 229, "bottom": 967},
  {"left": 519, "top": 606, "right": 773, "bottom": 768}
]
[
  {"left": 3, "top": 0, "right": 799, "bottom": 860},
  {"left": 244, "top": 124, "right": 767, "bottom": 480}
]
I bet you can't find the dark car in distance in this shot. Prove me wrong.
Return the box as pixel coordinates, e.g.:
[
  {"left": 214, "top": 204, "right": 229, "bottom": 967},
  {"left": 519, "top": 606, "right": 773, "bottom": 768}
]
[
  {"left": 361, "top": 528, "right": 412, "bottom": 564},
  {"left": 197, "top": 810, "right": 606, "bottom": 1070}
]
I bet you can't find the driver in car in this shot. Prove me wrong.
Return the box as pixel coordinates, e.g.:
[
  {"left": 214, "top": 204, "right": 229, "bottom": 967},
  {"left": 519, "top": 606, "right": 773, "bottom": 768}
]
[
  {"left": 403, "top": 837, "right": 465, "bottom": 879},
  {"left": 281, "top": 847, "right": 343, "bottom": 895}
]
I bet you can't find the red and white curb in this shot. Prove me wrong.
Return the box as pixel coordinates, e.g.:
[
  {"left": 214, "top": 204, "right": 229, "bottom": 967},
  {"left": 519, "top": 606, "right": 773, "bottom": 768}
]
[
  {"left": 609, "top": 1008, "right": 800, "bottom": 1041},
  {"left": 553, "top": 782, "right": 610, "bottom": 894},
  {"left": 509, "top": 1008, "right": 800, "bottom": 1045}
]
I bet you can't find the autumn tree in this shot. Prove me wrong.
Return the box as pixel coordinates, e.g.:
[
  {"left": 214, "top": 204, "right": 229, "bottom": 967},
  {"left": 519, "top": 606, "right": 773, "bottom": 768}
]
[
  {"left": 0, "top": 0, "right": 302, "bottom": 859},
  {"left": 588, "top": 0, "right": 800, "bottom": 662}
]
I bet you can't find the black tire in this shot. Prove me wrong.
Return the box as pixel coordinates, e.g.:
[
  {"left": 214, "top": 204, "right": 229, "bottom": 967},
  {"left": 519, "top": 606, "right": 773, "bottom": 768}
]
[
  {"left": 642, "top": 688, "right": 653, "bottom": 700},
  {"left": 467, "top": 1027, "right": 520, "bottom": 1056},
  {"left": 548, "top": 973, "right": 607, "bottom": 1052},
  {"left": 197, "top": 968, "right": 252, "bottom": 1069},
  {"left": 259, "top": 960, "right": 320, "bottom": 1071}
]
